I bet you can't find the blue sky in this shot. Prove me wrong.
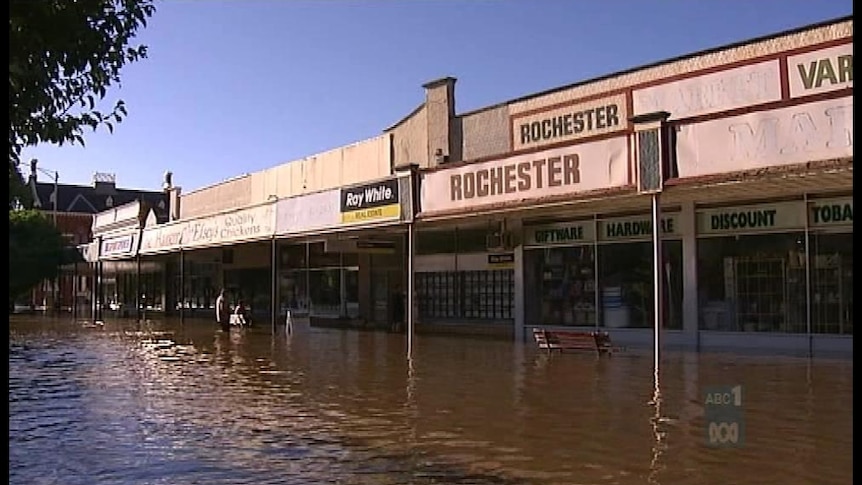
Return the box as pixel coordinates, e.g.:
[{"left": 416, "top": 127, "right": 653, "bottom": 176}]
[{"left": 22, "top": 0, "right": 852, "bottom": 191}]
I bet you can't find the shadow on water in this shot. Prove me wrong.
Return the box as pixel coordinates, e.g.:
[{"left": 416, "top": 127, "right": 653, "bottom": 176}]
[{"left": 9, "top": 315, "right": 854, "bottom": 485}]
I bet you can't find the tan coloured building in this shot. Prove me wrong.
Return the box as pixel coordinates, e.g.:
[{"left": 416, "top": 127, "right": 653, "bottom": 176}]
[{"left": 94, "top": 16, "right": 852, "bottom": 355}]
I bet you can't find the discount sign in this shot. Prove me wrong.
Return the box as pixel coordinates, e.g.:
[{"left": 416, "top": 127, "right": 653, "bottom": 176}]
[{"left": 704, "top": 385, "right": 745, "bottom": 448}]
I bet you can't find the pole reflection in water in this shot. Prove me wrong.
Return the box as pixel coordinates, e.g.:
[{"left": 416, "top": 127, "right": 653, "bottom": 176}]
[{"left": 8, "top": 316, "right": 854, "bottom": 485}]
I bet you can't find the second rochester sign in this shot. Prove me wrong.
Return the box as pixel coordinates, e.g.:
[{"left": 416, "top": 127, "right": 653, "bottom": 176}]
[{"left": 340, "top": 178, "right": 401, "bottom": 224}]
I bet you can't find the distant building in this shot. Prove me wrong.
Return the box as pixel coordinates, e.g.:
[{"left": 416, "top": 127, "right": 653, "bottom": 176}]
[{"left": 24, "top": 161, "right": 169, "bottom": 312}]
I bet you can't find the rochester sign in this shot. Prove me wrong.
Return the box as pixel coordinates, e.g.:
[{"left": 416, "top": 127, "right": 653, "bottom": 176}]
[{"left": 511, "top": 93, "right": 627, "bottom": 150}]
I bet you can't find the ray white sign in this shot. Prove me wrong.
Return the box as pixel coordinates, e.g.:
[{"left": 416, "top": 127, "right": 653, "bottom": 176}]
[
  {"left": 787, "top": 43, "right": 853, "bottom": 99},
  {"left": 420, "top": 136, "right": 630, "bottom": 214},
  {"left": 634, "top": 60, "right": 781, "bottom": 120},
  {"left": 675, "top": 96, "right": 852, "bottom": 178}
]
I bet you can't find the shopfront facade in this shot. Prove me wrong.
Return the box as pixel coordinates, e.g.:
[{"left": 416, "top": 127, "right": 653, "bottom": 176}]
[
  {"left": 410, "top": 19, "right": 852, "bottom": 354},
  {"left": 274, "top": 174, "right": 415, "bottom": 329},
  {"left": 137, "top": 201, "right": 277, "bottom": 319}
]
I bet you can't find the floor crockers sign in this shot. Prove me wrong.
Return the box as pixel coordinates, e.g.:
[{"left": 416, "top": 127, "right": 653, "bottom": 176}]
[{"left": 340, "top": 178, "right": 401, "bottom": 224}]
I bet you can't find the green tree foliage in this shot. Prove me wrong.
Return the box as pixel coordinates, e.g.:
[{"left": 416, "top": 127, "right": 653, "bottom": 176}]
[
  {"left": 9, "top": 210, "right": 68, "bottom": 304},
  {"left": 8, "top": 0, "right": 156, "bottom": 205}
]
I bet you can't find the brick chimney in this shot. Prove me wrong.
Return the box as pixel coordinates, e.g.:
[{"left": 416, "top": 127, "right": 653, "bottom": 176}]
[
  {"left": 423, "top": 76, "right": 458, "bottom": 167},
  {"left": 92, "top": 172, "right": 117, "bottom": 194}
]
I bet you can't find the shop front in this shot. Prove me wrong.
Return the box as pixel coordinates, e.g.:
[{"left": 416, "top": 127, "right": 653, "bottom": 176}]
[
  {"left": 274, "top": 174, "right": 414, "bottom": 330},
  {"left": 695, "top": 197, "right": 853, "bottom": 353},
  {"left": 138, "top": 201, "right": 276, "bottom": 321}
]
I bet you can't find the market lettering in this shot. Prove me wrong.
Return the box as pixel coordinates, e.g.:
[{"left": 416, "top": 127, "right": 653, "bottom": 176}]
[
  {"left": 534, "top": 225, "right": 585, "bottom": 243},
  {"left": 519, "top": 104, "right": 620, "bottom": 145},
  {"left": 710, "top": 209, "right": 777, "bottom": 231},
  {"left": 728, "top": 103, "right": 852, "bottom": 160},
  {"left": 811, "top": 203, "right": 852, "bottom": 224},
  {"left": 605, "top": 218, "right": 675, "bottom": 238},
  {"left": 450, "top": 154, "right": 580, "bottom": 201},
  {"left": 797, "top": 54, "right": 853, "bottom": 90}
]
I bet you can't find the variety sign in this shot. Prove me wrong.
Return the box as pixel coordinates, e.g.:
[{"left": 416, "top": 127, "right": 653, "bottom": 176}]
[
  {"left": 139, "top": 203, "right": 275, "bottom": 254},
  {"left": 421, "top": 136, "right": 629, "bottom": 214},
  {"left": 787, "top": 43, "right": 853, "bottom": 99},
  {"left": 633, "top": 60, "right": 781, "bottom": 120},
  {"left": 340, "top": 178, "right": 401, "bottom": 224},
  {"left": 511, "top": 94, "right": 627, "bottom": 151},
  {"left": 675, "top": 96, "right": 853, "bottom": 178},
  {"left": 100, "top": 234, "right": 138, "bottom": 258},
  {"left": 696, "top": 201, "right": 805, "bottom": 235}
]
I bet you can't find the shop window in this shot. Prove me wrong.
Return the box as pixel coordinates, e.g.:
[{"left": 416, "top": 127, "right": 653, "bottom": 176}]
[
  {"left": 416, "top": 270, "right": 514, "bottom": 322},
  {"left": 809, "top": 232, "right": 853, "bottom": 335},
  {"left": 598, "top": 241, "right": 683, "bottom": 329},
  {"left": 524, "top": 246, "right": 596, "bottom": 327},
  {"left": 697, "top": 233, "right": 807, "bottom": 333}
]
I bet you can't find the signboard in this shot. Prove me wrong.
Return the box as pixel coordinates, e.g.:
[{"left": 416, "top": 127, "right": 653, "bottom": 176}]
[
  {"left": 487, "top": 253, "right": 515, "bottom": 266},
  {"left": 675, "top": 96, "right": 852, "bottom": 178},
  {"left": 421, "top": 136, "right": 629, "bottom": 214},
  {"left": 511, "top": 94, "right": 627, "bottom": 151},
  {"left": 787, "top": 43, "right": 853, "bottom": 99},
  {"left": 140, "top": 221, "right": 186, "bottom": 254},
  {"left": 526, "top": 221, "right": 596, "bottom": 246},
  {"left": 325, "top": 239, "right": 396, "bottom": 254},
  {"left": 100, "top": 233, "right": 138, "bottom": 259},
  {"left": 696, "top": 201, "right": 805, "bottom": 235},
  {"left": 808, "top": 197, "right": 852, "bottom": 227},
  {"left": 276, "top": 189, "right": 341, "bottom": 236},
  {"left": 340, "top": 178, "right": 401, "bottom": 224},
  {"left": 140, "top": 203, "right": 275, "bottom": 253},
  {"left": 633, "top": 60, "right": 781, "bottom": 120},
  {"left": 598, "top": 213, "right": 681, "bottom": 242}
]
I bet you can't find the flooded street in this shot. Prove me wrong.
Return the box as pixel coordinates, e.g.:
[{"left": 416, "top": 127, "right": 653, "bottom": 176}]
[{"left": 9, "top": 316, "right": 853, "bottom": 485}]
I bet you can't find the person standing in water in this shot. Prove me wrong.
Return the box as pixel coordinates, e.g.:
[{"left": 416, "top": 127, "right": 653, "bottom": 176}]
[{"left": 215, "top": 288, "right": 229, "bottom": 332}]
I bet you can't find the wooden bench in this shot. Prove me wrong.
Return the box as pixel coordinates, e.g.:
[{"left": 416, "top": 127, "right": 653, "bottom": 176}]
[{"left": 532, "top": 328, "right": 614, "bottom": 356}]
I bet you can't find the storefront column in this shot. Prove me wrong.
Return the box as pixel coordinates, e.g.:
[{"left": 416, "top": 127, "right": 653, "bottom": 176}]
[
  {"left": 72, "top": 263, "right": 78, "bottom": 320},
  {"left": 679, "top": 200, "right": 699, "bottom": 348},
  {"left": 803, "top": 193, "right": 813, "bottom": 358},
  {"left": 271, "top": 237, "right": 278, "bottom": 334},
  {"left": 136, "top": 254, "right": 142, "bottom": 321},
  {"left": 179, "top": 250, "right": 185, "bottom": 323},
  {"left": 98, "top": 261, "right": 105, "bottom": 322},
  {"left": 513, "top": 244, "right": 525, "bottom": 342},
  {"left": 407, "top": 222, "right": 415, "bottom": 357}
]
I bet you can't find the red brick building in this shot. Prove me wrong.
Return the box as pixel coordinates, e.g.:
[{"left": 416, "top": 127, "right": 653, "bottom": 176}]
[{"left": 25, "top": 161, "right": 169, "bottom": 312}]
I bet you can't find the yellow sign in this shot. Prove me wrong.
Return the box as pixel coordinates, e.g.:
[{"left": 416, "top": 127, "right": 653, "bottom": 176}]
[{"left": 341, "top": 203, "right": 400, "bottom": 224}]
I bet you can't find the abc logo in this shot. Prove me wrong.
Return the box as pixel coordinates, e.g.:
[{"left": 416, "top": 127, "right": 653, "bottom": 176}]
[{"left": 708, "top": 421, "right": 740, "bottom": 445}]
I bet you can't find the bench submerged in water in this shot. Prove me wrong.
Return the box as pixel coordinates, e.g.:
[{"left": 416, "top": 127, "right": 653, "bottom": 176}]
[{"left": 532, "top": 328, "right": 614, "bottom": 356}]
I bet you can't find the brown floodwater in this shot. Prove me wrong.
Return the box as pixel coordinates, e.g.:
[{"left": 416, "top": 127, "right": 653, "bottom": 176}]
[{"left": 8, "top": 315, "right": 852, "bottom": 485}]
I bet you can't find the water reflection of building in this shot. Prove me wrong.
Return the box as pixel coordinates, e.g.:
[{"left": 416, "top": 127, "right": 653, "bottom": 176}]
[{"left": 91, "top": 17, "right": 851, "bottom": 355}]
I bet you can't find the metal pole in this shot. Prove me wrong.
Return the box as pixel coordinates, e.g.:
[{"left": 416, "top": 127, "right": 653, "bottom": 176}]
[
  {"left": 407, "top": 222, "right": 415, "bottom": 357},
  {"left": 53, "top": 172, "right": 58, "bottom": 225},
  {"left": 72, "top": 262, "right": 78, "bottom": 320},
  {"left": 179, "top": 250, "right": 185, "bottom": 323},
  {"left": 271, "top": 238, "right": 277, "bottom": 335},
  {"left": 803, "top": 193, "right": 812, "bottom": 358},
  {"left": 98, "top": 261, "right": 104, "bottom": 322},
  {"left": 305, "top": 242, "right": 311, "bottom": 315},
  {"left": 652, "top": 193, "right": 663, "bottom": 378},
  {"left": 136, "top": 254, "right": 142, "bottom": 321}
]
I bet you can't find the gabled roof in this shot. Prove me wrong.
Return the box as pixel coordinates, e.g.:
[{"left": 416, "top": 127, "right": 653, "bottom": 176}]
[{"left": 30, "top": 180, "right": 170, "bottom": 223}]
